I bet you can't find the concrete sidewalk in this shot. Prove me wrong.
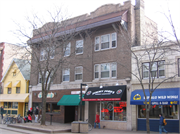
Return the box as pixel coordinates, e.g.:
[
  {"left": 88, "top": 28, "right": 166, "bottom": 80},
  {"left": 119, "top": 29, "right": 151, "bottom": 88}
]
[{"left": 0, "top": 120, "right": 179, "bottom": 134}]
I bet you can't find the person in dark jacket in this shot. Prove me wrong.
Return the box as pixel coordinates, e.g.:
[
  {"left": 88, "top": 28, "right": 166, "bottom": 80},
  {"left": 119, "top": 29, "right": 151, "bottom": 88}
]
[
  {"left": 27, "top": 107, "right": 33, "bottom": 116},
  {"left": 94, "top": 112, "right": 100, "bottom": 129},
  {"left": 35, "top": 106, "right": 39, "bottom": 123},
  {"left": 1, "top": 106, "right": 4, "bottom": 120},
  {"left": 159, "top": 114, "right": 168, "bottom": 134}
]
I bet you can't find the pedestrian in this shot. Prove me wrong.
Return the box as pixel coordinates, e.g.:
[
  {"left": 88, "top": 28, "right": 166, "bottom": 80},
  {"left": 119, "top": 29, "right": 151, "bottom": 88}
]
[
  {"left": 38, "top": 109, "right": 42, "bottom": 123},
  {"left": 1, "top": 106, "right": 4, "bottom": 124},
  {"left": 94, "top": 112, "right": 100, "bottom": 129},
  {"left": 35, "top": 106, "right": 39, "bottom": 123},
  {"left": 159, "top": 114, "right": 168, "bottom": 134}
]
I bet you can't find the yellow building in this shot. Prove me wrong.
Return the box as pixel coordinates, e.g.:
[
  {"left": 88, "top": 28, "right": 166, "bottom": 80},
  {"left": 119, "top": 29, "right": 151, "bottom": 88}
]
[{"left": 0, "top": 59, "right": 30, "bottom": 117}]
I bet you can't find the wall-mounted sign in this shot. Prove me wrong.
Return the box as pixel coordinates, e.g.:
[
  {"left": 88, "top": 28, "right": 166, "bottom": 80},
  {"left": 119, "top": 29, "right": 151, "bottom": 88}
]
[{"left": 38, "top": 92, "right": 54, "bottom": 98}]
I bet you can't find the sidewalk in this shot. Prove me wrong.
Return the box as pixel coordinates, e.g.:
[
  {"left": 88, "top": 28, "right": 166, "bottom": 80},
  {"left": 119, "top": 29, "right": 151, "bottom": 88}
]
[{"left": 0, "top": 119, "right": 179, "bottom": 134}]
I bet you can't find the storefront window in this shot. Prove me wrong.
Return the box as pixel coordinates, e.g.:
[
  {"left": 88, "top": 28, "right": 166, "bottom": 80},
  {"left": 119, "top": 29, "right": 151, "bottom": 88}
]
[
  {"left": 138, "top": 105, "right": 178, "bottom": 119},
  {"left": 101, "top": 101, "right": 127, "bottom": 121},
  {"left": 52, "top": 103, "right": 60, "bottom": 113},
  {"left": 4, "top": 102, "right": 7, "bottom": 108},
  {"left": 12, "top": 102, "right": 18, "bottom": 108},
  {"left": 8, "top": 102, "right": 12, "bottom": 108}
]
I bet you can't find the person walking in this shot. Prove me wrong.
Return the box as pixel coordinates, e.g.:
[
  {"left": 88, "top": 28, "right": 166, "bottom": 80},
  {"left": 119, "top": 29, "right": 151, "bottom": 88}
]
[
  {"left": 38, "top": 109, "right": 42, "bottom": 123},
  {"left": 94, "top": 112, "right": 100, "bottom": 129},
  {"left": 159, "top": 114, "right": 168, "bottom": 134},
  {"left": 1, "top": 106, "right": 4, "bottom": 124},
  {"left": 35, "top": 106, "right": 39, "bottom": 123}
]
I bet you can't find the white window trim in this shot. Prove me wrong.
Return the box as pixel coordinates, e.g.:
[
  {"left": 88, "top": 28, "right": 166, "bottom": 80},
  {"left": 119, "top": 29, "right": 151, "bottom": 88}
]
[
  {"left": 62, "top": 68, "right": 70, "bottom": 82},
  {"left": 64, "top": 43, "right": 71, "bottom": 57},
  {"left": 76, "top": 40, "right": 83, "bottom": 55},
  {"left": 40, "top": 47, "right": 55, "bottom": 61},
  {"left": 94, "top": 62, "right": 117, "bottom": 79},
  {"left": 95, "top": 32, "right": 117, "bottom": 51},
  {"left": 75, "top": 66, "right": 83, "bottom": 81},
  {"left": 142, "top": 61, "right": 165, "bottom": 79}
]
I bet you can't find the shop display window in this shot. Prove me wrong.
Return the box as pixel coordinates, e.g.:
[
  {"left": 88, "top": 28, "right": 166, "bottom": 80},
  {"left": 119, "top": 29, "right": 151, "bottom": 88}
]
[
  {"left": 12, "top": 102, "right": 18, "bottom": 108},
  {"left": 33, "top": 102, "right": 60, "bottom": 113},
  {"left": 4, "top": 102, "right": 18, "bottom": 109},
  {"left": 4, "top": 102, "right": 8, "bottom": 108},
  {"left": 138, "top": 105, "right": 178, "bottom": 119},
  {"left": 101, "top": 101, "right": 127, "bottom": 121}
]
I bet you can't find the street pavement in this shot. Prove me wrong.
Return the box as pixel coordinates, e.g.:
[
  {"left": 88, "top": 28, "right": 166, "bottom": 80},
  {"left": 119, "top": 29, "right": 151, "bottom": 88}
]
[{"left": 0, "top": 119, "right": 179, "bottom": 134}]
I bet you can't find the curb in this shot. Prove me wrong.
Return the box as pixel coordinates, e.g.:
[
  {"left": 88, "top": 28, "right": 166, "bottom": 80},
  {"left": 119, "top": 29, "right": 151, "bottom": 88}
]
[{"left": 7, "top": 124, "right": 71, "bottom": 133}]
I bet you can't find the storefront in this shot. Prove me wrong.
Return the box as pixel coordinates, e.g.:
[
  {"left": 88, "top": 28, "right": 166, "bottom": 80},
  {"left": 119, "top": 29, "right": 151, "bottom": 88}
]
[
  {"left": 32, "top": 89, "right": 84, "bottom": 123},
  {"left": 130, "top": 88, "right": 180, "bottom": 133},
  {"left": 83, "top": 85, "right": 130, "bottom": 130},
  {"left": 0, "top": 93, "right": 29, "bottom": 117}
]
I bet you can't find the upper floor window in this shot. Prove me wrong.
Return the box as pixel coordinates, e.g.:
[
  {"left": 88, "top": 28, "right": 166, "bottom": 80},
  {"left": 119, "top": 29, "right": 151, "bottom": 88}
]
[
  {"left": 94, "top": 62, "right": 117, "bottom": 79},
  {"left": 62, "top": 68, "right": 70, "bottom": 82},
  {"left": 38, "top": 71, "right": 53, "bottom": 84},
  {"left": 76, "top": 40, "right": 83, "bottom": 54},
  {"left": 178, "top": 58, "right": 180, "bottom": 77},
  {"left": 8, "top": 88, "right": 11, "bottom": 94},
  {"left": 75, "top": 66, "right": 83, "bottom": 80},
  {"left": 142, "top": 61, "right": 165, "bottom": 79},
  {"left": 64, "top": 43, "right": 71, "bottom": 57},
  {"left": 95, "top": 33, "right": 117, "bottom": 51},
  {"left": 40, "top": 47, "right": 55, "bottom": 61},
  {"left": 16, "top": 87, "right": 20, "bottom": 93}
]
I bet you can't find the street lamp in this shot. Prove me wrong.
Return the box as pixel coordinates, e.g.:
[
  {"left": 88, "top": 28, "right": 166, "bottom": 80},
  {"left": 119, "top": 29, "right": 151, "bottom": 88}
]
[{"left": 80, "top": 83, "right": 87, "bottom": 121}]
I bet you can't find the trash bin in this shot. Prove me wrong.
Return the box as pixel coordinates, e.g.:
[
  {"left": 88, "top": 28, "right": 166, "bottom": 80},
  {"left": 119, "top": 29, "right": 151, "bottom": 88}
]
[
  {"left": 71, "top": 121, "right": 80, "bottom": 133},
  {"left": 79, "top": 122, "right": 88, "bottom": 133}
]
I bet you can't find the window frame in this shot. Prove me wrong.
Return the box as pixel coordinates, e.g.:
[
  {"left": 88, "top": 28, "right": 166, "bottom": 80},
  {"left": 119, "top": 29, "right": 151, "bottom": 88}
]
[
  {"left": 94, "top": 32, "right": 117, "bottom": 51},
  {"left": 142, "top": 61, "right": 165, "bottom": 79},
  {"left": 94, "top": 62, "right": 117, "bottom": 79},
  {"left": 64, "top": 42, "right": 71, "bottom": 57},
  {"left": 40, "top": 47, "right": 55, "bottom": 61},
  {"left": 62, "top": 68, "right": 70, "bottom": 82},
  {"left": 75, "top": 66, "right": 83, "bottom": 81},
  {"left": 76, "top": 40, "right": 83, "bottom": 55},
  {"left": 16, "top": 87, "right": 20, "bottom": 93},
  {"left": 7, "top": 88, "right": 11, "bottom": 94}
]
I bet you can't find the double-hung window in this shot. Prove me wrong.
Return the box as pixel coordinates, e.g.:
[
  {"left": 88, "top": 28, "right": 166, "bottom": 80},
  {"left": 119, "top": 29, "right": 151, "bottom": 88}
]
[
  {"left": 75, "top": 66, "right": 83, "bottom": 80},
  {"left": 64, "top": 43, "right": 71, "bottom": 57},
  {"left": 95, "top": 33, "right": 117, "bottom": 51},
  {"left": 62, "top": 68, "right": 70, "bottom": 81},
  {"left": 94, "top": 62, "right": 117, "bottom": 79},
  {"left": 76, "top": 40, "right": 83, "bottom": 54},
  {"left": 8, "top": 88, "right": 11, "bottom": 94},
  {"left": 16, "top": 87, "right": 20, "bottom": 93},
  {"left": 38, "top": 71, "right": 52, "bottom": 84},
  {"left": 40, "top": 47, "right": 55, "bottom": 60},
  {"left": 101, "top": 34, "right": 110, "bottom": 50},
  {"left": 101, "top": 63, "right": 110, "bottom": 78},
  {"left": 142, "top": 61, "right": 165, "bottom": 79}
]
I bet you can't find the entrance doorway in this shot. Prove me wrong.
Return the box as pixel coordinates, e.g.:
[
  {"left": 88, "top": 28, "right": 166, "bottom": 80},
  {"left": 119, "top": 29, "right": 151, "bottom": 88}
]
[{"left": 65, "top": 106, "right": 75, "bottom": 123}]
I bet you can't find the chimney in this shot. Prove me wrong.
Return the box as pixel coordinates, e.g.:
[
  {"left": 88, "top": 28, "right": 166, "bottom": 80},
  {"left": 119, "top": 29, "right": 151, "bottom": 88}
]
[{"left": 135, "top": 0, "right": 145, "bottom": 46}]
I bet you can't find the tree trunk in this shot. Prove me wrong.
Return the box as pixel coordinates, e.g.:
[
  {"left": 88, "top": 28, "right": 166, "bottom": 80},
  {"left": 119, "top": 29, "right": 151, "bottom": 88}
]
[
  {"left": 41, "top": 91, "right": 47, "bottom": 125},
  {"left": 146, "top": 108, "right": 150, "bottom": 133}
]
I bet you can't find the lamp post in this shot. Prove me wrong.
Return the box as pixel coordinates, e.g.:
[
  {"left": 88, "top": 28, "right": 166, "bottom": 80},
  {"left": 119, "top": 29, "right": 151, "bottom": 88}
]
[{"left": 80, "top": 83, "right": 87, "bottom": 121}]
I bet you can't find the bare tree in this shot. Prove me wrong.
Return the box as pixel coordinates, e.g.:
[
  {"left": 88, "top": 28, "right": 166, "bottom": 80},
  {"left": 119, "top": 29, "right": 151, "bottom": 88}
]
[
  {"left": 14, "top": 8, "right": 88, "bottom": 125},
  {"left": 117, "top": 15, "right": 179, "bottom": 133}
]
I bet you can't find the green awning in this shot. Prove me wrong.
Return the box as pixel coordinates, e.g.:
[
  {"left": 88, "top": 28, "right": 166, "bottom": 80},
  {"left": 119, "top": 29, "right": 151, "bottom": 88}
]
[{"left": 57, "top": 95, "right": 85, "bottom": 106}]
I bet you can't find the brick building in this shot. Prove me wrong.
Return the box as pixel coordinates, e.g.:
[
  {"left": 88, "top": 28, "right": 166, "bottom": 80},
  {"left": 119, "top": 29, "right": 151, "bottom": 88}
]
[{"left": 29, "top": 0, "right": 157, "bottom": 130}]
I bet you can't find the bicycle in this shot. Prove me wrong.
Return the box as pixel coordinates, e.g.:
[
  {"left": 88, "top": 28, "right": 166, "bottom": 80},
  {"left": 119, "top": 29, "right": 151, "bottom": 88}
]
[
  {"left": 3, "top": 114, "right": 16, "bottom": 124},
  {"left": 86, "top": 119, "right": 93, "bottom": 131},
  {"left": 16, "top": 114, "right": 24, "bottom": 123}
]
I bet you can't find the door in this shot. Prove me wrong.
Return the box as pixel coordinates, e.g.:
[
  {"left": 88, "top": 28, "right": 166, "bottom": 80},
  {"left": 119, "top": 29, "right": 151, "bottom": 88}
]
[
  {"left": 89, "top": 101, "right": 96, "bottom": 125},
  {"left": 65, "top": 106, "right": 75, "bottom": 123}
]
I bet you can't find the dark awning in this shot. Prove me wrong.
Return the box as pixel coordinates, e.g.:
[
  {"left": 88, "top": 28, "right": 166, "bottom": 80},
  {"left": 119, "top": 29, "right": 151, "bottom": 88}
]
[
  {"left": 130, "top": 88, "right": 180, "bottom": 105},
  {"left": 83, "top": 85, "right": 126, "bottom": 101},
  {"left": 57, "top": 95, "right": 84, "bottom": 106}
]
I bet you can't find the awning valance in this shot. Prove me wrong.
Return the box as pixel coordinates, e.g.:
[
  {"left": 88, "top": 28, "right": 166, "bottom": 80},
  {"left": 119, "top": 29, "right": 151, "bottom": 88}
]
[
  {"left": 5, "top": 81, "right": 12, "bottom": 88},
  {"left": 83, "top": 85, "right": 126, "bottom": 101},
  {"left": 57, "top": 95, "right": 84, "bottom": 106},
  {"left": 130, "top": 88, "right": 180, "bottom": 105},
  {"left": 13, "top": 81, "right": 21, "bottom": 87},
  {"left": 0, "top": 93, "right": 29, "bottom": 102}
]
